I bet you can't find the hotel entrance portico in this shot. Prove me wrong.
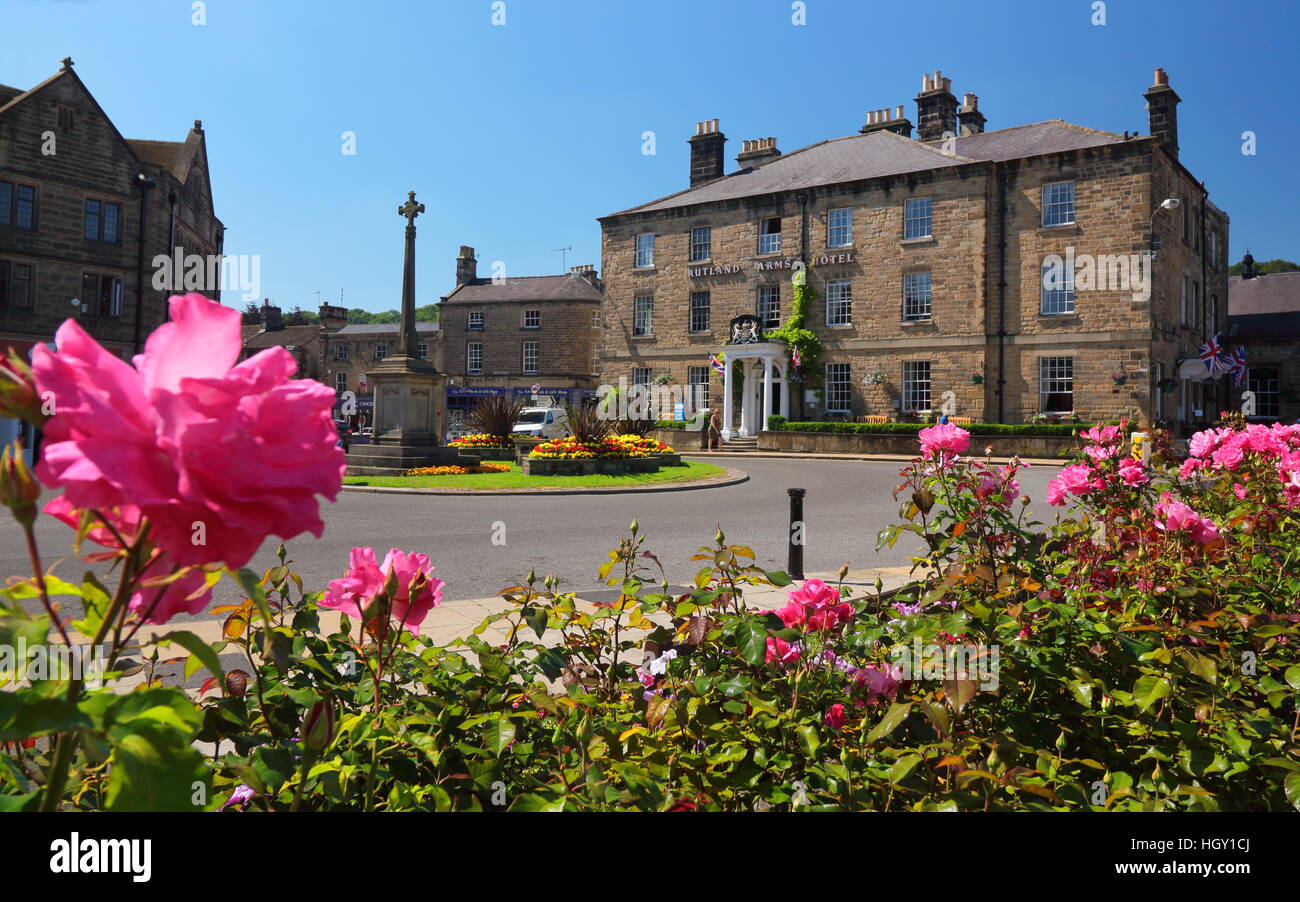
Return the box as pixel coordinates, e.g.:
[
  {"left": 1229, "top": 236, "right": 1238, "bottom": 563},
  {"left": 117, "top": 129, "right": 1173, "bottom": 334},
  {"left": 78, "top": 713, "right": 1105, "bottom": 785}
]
[{"left": 720, "top": 338, "right": 790, "bottom": 441}]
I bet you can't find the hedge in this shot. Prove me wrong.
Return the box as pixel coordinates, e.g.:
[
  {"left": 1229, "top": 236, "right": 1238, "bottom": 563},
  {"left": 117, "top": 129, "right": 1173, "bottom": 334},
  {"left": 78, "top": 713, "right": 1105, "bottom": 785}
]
[{"left": 764, "top": 416, "right": 1129, "bottom": 437}]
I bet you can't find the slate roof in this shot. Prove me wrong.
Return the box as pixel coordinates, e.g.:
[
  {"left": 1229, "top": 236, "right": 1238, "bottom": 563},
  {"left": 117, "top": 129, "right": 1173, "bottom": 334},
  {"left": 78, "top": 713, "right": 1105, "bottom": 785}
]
[
  {"left": 1226, "top": 312, "right": 1300, "bottom": 341},
  {"left": 607, "top": 120, "right": 1131, "bottom": 217},
  {"left": 0, "top": 85, "right": 24, "bottom": 107},
  {"left": 127, "top": 139, "right": 186, "bottom": 171},
  {"left": 1228, "top": 271, "right": 1300, "bottom": 316},
  {"left": 242, "top": 324, "right": 325, "bottom": 349},
  {"left": 443, "top": 273, "right": 603, "bottom": 303},
  {"left": 334, "top": 322, "right": 440, "bottom": 335}
]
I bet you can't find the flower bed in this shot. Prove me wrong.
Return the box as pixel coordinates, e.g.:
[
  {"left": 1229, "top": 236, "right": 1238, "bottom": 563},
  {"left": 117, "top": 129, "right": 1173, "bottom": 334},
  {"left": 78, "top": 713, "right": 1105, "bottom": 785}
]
[
  {"left": 4, "top": 305, "right": 1300, "bottom": 813},
  {"left": 522, "top": 455, "right": 660, "bottom": 476},
  {"left": 404, "top": 463, "right": 511, "bottom": 476},
  {"left": 528, "top": 435, "right": 649, "bottom": 460},
  {"left": 449, "top": 432, "right": 513, "bottom": 449}
]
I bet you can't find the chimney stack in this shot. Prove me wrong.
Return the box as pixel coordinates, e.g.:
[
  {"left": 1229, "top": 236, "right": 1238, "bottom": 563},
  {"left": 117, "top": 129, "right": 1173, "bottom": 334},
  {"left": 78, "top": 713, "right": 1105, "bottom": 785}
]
[
  {"left": 455, "top": 245, "right": 478, "bottom": 287},
  {"left": 736, "top": 136, "right": 782, "bottom": 169},
  {"left": 261, "top": 299, "right": 283, "bottom": 332},
  {"left": 958, "top": 93, "right": 985, "bottom": 136},
  {"left": 914, "top": 70, "right": 958, "bottom": 143},
  {"left": 688, "top": 119, "right": 726, "bottom": 186},
  {"left": 569, "top": 264, "right": 601, "bottom": 288},
  {"left": 860, "top": 104, "right": 913, "bottom": 138},
  {"left": 1143, "top": 67, "right": 1180, "bottom": 159},
  {"left": 318, "top": 303, "right": 348, "bottom": 330}
]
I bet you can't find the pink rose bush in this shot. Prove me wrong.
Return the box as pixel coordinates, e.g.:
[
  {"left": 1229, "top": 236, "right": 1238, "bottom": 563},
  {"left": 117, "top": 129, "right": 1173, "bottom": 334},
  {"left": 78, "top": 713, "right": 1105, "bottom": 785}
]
[
  {"left": 32, "top": 293, "right": 345, "bottom": 573},
  {"left": 321, "top": 546, "right": 445, "bottom": 635},
  {"left": 766, "top": 578, "right": 854, "bottom": 632},
  {"left": 918, "top": 422, "right": 971, "bottom": 461}
]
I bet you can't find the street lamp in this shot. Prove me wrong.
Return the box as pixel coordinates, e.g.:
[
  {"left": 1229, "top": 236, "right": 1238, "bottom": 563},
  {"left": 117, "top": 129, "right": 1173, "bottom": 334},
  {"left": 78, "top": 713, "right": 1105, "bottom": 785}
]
[{"left": 1147, "top": 197, "right": 1180, "bottom": 255}]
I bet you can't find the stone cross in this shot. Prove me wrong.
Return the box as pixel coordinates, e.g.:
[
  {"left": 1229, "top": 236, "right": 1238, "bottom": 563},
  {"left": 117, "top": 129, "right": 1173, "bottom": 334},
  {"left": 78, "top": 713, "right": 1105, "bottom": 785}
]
[{"left": 398, "top": 191, "right": 425, "bottom": 227}]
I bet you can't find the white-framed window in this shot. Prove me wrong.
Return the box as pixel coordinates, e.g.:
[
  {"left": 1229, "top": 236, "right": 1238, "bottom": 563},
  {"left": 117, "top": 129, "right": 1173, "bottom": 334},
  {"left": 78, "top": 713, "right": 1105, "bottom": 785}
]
[
  {"left": 522, "top": 340, "right": 538, "bottom": 375},
  {"left": 827, "top": 207, "right": 852, "bottom": 247},
  {"left": 690, "top": 226, "right": 711, "bottom": 262},
  {"left": 335, "top": 373, "right": 347, "bottom": 393},
  {"left": 632, "top": 366, "right": 652, "bottom": 386},
  {"left": 1040, "top": 263, "right": 1076, "bottom": 315},
  {"left": 757, "top": 284, "right": 780, "bottom": 329},
  {"left": 826, "top": 279, "right": 852, "bottom": 326},
  {"left": 903, "top": 197, "right": 931, "bottom": 239},
  {"left": 1248, "top": 367, "right": 1280, "bottom": 418},
  {"left": 902, "top": 271, "right": 932, "bottom": 321},
  {"left": 824, "top": 362, "right": 851, "bottom": 412},
  {"left": 333, "top": 343, "right": 349, "bottom": 361},
  {"left": 374, "top": 342, "right": 388, "bottom": 360},
  {"left": 1039, "top": 356, "right": 1074, "bottom": 414},
  {"left": 902, "top": 361, "right": 931, "bottom": 413},
  {"left": 523, "top": 309, "right": 540, "bottom": 329},
  {"left": 758, "top": 217, "right": 782, "bottom": 254},
  {"left": 1041, "top": 181, "right": 1075, "bottom": 227},
  {"left": 467, "top": 342, "right": 483, "bottom": 374},
  {"left": 689, "top": 291, "right": 710, "bottom": 332},
  {"left": 468, "top": 310, "right": 484, "bottom": 330},
  {"left": 688, "top": 365, "right": 710, "bottom": 408},
  {"left": 633, "top": 295, "right": 653, "bottom": 336},
  {"left": 418, "top": 342, "right": 428, "bottom": 360},
  {"left": 635, "top": 233, "right": 655, "bottom": 268}
]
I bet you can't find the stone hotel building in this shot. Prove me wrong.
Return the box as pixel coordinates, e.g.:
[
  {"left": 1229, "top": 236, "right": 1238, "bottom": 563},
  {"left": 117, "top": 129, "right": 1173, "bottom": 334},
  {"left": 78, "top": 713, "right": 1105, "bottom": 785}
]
[{"left": 597, "top": 69, "right": 1229, "bottom": 433}]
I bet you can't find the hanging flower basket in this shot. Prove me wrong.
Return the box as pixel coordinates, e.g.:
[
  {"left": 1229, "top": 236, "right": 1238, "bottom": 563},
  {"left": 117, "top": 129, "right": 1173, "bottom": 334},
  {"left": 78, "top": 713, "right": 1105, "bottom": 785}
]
[
  {"left": 1157, "top": 378, "right": 1178, "bottom": 393},
  {"left": 1110, "top": 373, "right": 1127, "bottom": 387},
  {"left": 970, "top": 372, "right": 984, "bottom": 385},
  {"left": 865, "top": 370, "right": 885, "bottom": 385}
]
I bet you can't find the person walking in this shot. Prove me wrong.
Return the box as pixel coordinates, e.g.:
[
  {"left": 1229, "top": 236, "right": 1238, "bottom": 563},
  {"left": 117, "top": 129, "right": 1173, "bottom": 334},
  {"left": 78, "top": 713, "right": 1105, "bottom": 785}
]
[{"left": 707, "top": 407, "right": 722, "bottom": 451}]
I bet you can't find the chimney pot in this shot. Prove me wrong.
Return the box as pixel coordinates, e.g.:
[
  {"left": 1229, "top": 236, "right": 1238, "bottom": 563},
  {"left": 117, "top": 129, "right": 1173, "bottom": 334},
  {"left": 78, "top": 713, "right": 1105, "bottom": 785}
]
[
  {"left": 455, "top": 245, "right": 478, "bottom": 287},
  {"left": 689, "top": 119, "right": 727, "bottom": 185},
  {"left": 1143, "top": 69, "right": 1181, "bottom": 159},
  {"left": 915, "top": 70, "right": 958, "bottom": 141}
]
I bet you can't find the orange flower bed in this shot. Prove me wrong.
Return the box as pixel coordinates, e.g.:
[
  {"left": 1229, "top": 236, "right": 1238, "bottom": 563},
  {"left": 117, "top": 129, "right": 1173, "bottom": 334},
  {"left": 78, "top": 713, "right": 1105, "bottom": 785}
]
[{"left": 403, "top": 463, "right": 512, "bottom": 476}]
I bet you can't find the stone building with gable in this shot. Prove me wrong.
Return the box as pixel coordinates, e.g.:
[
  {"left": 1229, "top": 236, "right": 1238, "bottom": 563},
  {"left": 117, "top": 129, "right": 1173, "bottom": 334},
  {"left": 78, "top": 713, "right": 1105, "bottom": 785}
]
[
  {"left": 596, "top": 69, "right": 1229, "bottom": 435},
  {"left": 0, "top": 58, "right": 224, "bottom": 363}
]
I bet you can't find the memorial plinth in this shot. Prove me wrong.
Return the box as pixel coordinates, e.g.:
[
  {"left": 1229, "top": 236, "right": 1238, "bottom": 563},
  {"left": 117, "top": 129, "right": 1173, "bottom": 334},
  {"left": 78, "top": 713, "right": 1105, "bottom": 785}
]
[{"left": 345, "top": 190, "right": 475, "bottom": 476}]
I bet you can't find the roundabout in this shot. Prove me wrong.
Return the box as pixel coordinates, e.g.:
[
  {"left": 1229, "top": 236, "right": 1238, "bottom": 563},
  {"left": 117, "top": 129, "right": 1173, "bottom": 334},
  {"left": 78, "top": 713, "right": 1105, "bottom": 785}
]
[{"left": 341, "top": 459, "right": 747, "bottom": 495}]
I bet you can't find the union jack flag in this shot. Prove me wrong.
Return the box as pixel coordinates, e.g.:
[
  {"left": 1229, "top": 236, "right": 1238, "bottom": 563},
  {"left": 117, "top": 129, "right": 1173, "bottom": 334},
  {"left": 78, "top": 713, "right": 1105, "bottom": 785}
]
[
  {"left": 791, "top": 344, "right": 802, "bottom": 368},
  {"left": 1225, "top": 346, "right": 1247, "bottom": 386},
  {"left": 1199, "top": 334, "right": 1223, "bottom": 375},
  {"left": 709, "top": 354, "right": 725, "bottom": 376}
]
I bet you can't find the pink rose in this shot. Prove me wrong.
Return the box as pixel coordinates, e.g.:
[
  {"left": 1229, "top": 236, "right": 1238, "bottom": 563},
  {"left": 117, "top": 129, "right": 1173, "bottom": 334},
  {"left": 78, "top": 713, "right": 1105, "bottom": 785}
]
[
  {"left": 1188, "top": 428, "right": 1224, "bottom": 460},
  {"left": 321, "top": 546, "right": 445, "bottom": 635},
  {"left": 781, "top": 579, "right": 853, "bottom": 631},
  {"left": 765, "top": 636, "right": 800, "bottom": 665},
  {"left": 767, "top": 599, "right": 807, "bottom": 629},
  {"left": 32, "top": 294, "right": 345, "bottom": 570},
  {"left": 824, "top": 703, "right": 846, "bottom": 729},
  {"left": 917, "top": 423, "right": 971, "bottom": 460},
  {"left": 1154, "top": 494, "right": 1219, "bottom": 545},
  {"left": 1046, "top": 464, "right": 1097, "bottom": 506},
  {"left": 852, "top": 663, "right": 902, "bottom": 704},
  {"left": 1117, "top": 457, "right": 1148, "bottom": 486},
  {"left": 1210, "top": 435, "right": 1247, "bottom": 471}
]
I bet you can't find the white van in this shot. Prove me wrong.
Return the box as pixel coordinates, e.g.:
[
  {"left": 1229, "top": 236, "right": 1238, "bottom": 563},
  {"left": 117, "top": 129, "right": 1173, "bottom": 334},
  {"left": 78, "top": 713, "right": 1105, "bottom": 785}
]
[{"left": 512, "top": 407, "right": 570, "bottom": 440}]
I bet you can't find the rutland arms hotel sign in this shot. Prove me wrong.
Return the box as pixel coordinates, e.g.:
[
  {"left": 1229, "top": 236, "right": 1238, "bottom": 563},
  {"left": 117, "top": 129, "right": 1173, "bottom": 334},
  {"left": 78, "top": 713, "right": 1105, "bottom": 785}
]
[{"left": 688, "top": 252, "right": 856, "bottom": 278}]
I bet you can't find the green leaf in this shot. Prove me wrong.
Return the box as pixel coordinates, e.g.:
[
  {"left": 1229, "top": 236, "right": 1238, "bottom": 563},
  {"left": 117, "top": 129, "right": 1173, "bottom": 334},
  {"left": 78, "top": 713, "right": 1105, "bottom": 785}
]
[
  {"left": 764, "top": 570, "right": 793, "bottom": 587},
  {"left": 156, "top": 630, "right": 225, "bottom": 682},
  {"left": 482, "top": 717, "right": 516, "bottom": 756},
  {"left": 106, "top": 733, "right": 209, "bottom": 812},
  {"left": 1133, "top": 675, "right": 1172, "bottom": 712},
  {"left": 1284, "top": 666, "right": 1300, "bottom": 693},
  {"left": 1285, "top": 774, "right": 1300, "bottom": 812},
  {"left": 889, "top": 754, "right": 922, "bottom": 784},
  {"left": 509, "top": 793, "right": 566, "bottom": 812},
  {"left": 866, "top": 702, "right": 911, "bottom": 744},
  {"left": 795, "top": 724, "right": 820, "bottom": 757},
  {"left": 736, "top": 621, "right": 768, "bottom": 666}
]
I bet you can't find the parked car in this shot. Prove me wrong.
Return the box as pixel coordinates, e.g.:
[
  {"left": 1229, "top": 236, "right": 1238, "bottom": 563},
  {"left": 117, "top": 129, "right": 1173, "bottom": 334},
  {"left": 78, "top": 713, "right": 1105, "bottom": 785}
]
[{"left": 512, "top": 407, "right": 569, "bottom": 440}]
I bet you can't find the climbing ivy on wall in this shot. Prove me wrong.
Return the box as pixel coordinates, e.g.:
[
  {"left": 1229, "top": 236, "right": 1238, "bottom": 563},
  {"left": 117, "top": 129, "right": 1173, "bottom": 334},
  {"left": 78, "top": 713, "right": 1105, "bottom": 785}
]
[{"left": 767, "top": 266, "right": 824, "bottom": 386}]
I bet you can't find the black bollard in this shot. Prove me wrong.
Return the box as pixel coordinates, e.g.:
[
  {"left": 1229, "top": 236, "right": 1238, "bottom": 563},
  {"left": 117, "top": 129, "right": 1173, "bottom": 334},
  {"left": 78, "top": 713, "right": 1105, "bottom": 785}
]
[{"left": 787, "top": 487, "right": 806, "bottom": 579}]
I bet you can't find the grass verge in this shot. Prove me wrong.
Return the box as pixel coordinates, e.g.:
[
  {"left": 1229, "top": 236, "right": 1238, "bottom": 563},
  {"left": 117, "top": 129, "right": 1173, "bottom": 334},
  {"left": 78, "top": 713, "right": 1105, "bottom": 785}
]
[{"left": 344, "top": 460, "right": 726, "bottom": 490}]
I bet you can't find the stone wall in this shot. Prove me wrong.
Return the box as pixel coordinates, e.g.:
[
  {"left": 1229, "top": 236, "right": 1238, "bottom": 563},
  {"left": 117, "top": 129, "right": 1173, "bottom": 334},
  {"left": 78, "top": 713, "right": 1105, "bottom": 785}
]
[{"left": 757, "top": 429, "right": 1079, "bottom": 459}]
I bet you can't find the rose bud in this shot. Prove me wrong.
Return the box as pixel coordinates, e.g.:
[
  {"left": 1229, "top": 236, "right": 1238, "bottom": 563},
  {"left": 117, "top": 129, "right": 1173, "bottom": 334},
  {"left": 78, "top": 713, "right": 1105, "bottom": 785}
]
[
  {"left": 300, "top": 698, "right": 335, "bottom": 752},
  {"left": 224, "top": 669, "right": 250, "bottom": 698},
  {"left": 0, "top": 351, "right": 47, "bottom": 425},
  {"left": 0, "top": 443, "right": 40, "bottom": 527}
]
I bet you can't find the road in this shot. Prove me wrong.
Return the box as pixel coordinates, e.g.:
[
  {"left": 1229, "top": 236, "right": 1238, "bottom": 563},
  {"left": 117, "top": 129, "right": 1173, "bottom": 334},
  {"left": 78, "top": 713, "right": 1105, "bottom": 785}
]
[{"left": 1, "top": 456, "right": 1058, "bottom": 623}]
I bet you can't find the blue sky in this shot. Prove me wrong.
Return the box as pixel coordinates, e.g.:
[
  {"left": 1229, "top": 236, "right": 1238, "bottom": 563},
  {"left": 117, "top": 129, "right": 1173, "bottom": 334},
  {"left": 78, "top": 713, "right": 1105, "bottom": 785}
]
[{"left": 4, "top": 0, "right": 1296, "bottom": 312}]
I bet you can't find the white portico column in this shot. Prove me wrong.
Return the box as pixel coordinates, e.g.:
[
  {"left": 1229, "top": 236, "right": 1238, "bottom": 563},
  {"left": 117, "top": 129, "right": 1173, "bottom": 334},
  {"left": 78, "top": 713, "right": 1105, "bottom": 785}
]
[
  {"left": 722, "top": 356, "right": 734, "bottom": 441},
  {"left": 762, "top": 356, "right": 774, "bottom": 428},
  {"left": 739, "top": 359, "right": 752, "bottom": 436},
  {"left": 779, "top": 365, "right": 790, "bottom": 419}
]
